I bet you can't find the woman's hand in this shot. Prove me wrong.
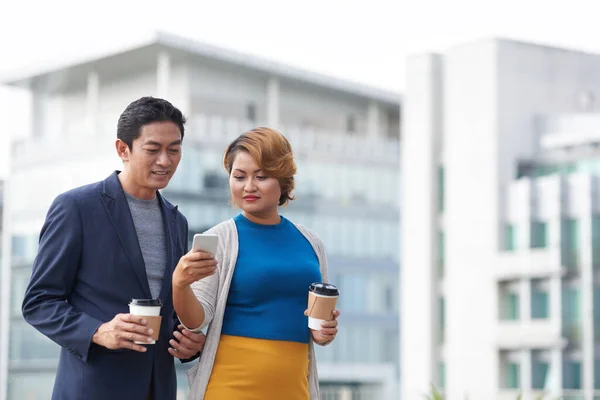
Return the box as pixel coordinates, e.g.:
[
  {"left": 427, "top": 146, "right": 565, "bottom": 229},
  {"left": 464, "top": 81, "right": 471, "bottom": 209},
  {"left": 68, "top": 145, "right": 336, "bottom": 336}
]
[
  {"left": 307, "top": 309, "right": 340, "bottom": 345},
  {"left": 172, "top": 249, "right": 218, "bottom": 289}
]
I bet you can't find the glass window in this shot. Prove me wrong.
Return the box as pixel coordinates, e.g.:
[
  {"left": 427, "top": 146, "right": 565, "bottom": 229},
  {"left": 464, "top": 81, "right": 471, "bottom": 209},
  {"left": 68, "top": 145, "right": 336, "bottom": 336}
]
[
  {"left": 438, "top": 296, "right": 445, "bottom": 344},
  {"left": 530, "top": 221, "right": 547, "bottom": 249},
  {"left": 9, "top": 320, "right": 60, "bottom": 363},
  {"left": 595, "top": 287, "right": 600, "bottom": 341},
  {"left": 339, "top": 273, "right": 366, "bottom": 312},
  {"left": 10, "top": 269, "right": 31, "bottom": 318},
  {"left": 595, "top": 359, "right": 600, "bottom": 390},
  {"left": 8, "top": 372, "right": 57, "bottom": 400},
  {"left": 500, "top": 351, "right": 520, "bottom": 389},
  {"left": 505, "top": 362, "right": 520, "bottom": 389},
  {"left": 563, "top": 360, "right": 582, "bottom": 389},
  {"left": 562, "top": 286, "right": 581, "bottom": 341},
  {"left": 499, "top": 284, "right": 520, "bottom": 321},
  {"left": 11, "top": 234, "right": 38, "bottom": 263},
  {"left": 438, "top": 231, "right": 445, "bottom": 277},
  {"left": 531, "top": 353, "right": 549, "bottom": 389},
  {"left": 561, "top": 218, "right": 579, "bottom": 269},
  {"left": 437, "top": 166, "right": 444, "bottom": 213},
  {"left": 504, "top": 224, "right": 516, "bottom": 251},
  {"left": 382, "top": 329, "right": 398, "bottom": 364},
  {"left": 438, "top": 362, "right": 446, "bottom": 389},
  {"left": 593, "top": 216, "right": 600, "bottom": 268},
  {"left": 531, "top": 279, "right": 549, "bottom": 319},
  {"left": 11, "top": 235, "right": 28, "bottom": 258}
]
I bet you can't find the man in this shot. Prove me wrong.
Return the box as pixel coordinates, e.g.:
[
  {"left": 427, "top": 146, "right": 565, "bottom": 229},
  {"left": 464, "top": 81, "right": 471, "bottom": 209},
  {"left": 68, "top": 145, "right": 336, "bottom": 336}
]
[{"left": 22, "top": 97, "right": 205, "bottom": 400}]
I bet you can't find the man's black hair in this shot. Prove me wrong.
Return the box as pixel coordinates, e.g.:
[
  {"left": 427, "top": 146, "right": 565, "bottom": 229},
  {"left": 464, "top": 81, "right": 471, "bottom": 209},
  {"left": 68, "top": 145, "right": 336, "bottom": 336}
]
[{"left": 117, "top": 96, "right": 186, "bottom": 149}]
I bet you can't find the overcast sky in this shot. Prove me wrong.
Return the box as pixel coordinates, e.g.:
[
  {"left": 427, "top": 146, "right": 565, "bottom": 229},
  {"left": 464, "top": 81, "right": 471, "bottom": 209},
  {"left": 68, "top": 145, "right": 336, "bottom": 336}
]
[{"left": 0, "top": 0, "right": 597, "bottom": 178}]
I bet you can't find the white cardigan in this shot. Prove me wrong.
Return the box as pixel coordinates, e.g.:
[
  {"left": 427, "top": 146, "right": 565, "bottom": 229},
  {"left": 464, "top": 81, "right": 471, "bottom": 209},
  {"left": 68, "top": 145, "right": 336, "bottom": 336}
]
[{"left": 184, "top": 218, "right": 329, "bottom": 400}]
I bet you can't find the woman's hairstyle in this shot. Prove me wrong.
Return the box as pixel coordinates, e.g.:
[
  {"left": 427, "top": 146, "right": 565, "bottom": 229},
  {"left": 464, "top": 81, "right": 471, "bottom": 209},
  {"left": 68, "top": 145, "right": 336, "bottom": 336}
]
[{"left": 223, "top": 127, "right": 297, "bottom": 206}]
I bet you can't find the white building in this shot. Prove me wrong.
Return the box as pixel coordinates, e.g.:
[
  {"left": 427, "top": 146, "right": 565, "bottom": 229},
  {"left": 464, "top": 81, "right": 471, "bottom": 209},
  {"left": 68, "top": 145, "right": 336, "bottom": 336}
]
[
  {"left": 402, "top": 38, "right": 600, "bottom": 400},
  {"left": 0, "top": 32, "right": 401, "bottom": 399}
]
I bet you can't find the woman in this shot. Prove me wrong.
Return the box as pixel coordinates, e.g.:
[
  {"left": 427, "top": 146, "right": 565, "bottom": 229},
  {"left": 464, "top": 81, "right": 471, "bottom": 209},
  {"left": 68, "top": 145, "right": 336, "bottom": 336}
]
[{"left": 172, "top": 127, "right": 340, "bottom": 400}]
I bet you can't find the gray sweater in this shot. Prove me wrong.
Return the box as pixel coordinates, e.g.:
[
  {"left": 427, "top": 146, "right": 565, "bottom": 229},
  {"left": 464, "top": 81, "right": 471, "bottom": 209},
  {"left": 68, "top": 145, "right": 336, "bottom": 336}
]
[{"left": 184, "top": 218, "right": 329, "bottom": 400}]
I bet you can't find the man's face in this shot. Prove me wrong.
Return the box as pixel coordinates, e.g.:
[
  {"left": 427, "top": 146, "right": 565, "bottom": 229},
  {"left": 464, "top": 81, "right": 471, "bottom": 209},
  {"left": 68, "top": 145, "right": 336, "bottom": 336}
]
[{"left": 117, "top": 121, "right": 182, "bottom": 197}]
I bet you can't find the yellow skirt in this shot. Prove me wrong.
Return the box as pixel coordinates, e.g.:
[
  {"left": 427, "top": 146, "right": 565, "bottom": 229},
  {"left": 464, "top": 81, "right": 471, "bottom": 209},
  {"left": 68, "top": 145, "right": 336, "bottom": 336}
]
[{"left": 204, "top": 334, "right": 309, "bottom": 400}]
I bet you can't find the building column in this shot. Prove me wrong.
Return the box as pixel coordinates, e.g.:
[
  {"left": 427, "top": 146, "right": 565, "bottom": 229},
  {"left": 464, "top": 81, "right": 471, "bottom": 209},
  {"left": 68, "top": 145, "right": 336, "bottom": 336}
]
[
  {"left": 401, "top": 53, "right": 443, "bottom": 400},
  {"left": 86, "top": 71, "right": 99, "bottom": 136},
  {"left": 266, "top": 77, "right": 280, "bottom": 128},
  {"left": 520, "top": 350, "right": 532, "bottom": 394},
  {"left": 520, "top": 278, "right": 531, "bottom": 321},
  {"left": 156, "top": 52, "right": 171, "bottom": 98},
  {"left": 549, "top": 349, "right": 563, "bottom": 398},
  {"left": 367, "top": 101, "right": 380, "bottom": 138},
  {"left": 0, "top": 179, "right": 12, "bottom": 398},
  {"left": 580, "top": 182, "right": 594, "bottom": 400}
]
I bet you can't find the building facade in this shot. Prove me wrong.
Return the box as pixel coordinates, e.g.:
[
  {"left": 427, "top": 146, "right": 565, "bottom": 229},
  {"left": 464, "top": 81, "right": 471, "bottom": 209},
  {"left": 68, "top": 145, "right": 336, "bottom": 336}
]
[
  {"left": 0, "top": 32, "right": 401, "bottom": 399},
  {"left": 402, "top": 38, "right": 600, "bottom": 399}
]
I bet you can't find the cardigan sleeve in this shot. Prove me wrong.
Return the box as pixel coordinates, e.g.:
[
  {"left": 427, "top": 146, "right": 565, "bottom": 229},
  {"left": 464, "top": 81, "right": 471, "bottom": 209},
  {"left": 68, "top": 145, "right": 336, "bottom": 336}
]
[{"left": 184, "top": 224, "right": 228, "bottom": 332}]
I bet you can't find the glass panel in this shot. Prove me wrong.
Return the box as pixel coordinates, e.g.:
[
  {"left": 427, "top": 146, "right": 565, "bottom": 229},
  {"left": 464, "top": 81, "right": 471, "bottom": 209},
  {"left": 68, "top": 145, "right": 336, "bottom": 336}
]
[
  {"left": 531, "top": 280, "right": 549, "bottom": 319},
  {"left": 530, "top": 221, "right": 547, "bottom": 249},
  {"left": 595, "top": 287, "right": 600, "bottom": 341},
  {"left": 9, "top": 320, "right": 60, "bottom": 363},
  {"left": 438, "top": 231, "right": 445, "bottom": 277},
  {"left": 338, "top": 273, "right": 366, "bottom": 312},
  {"left": 8, "top": 372, "right": 56, "bottom": 400},
  {"left": 596, "top": 359, "right": 600, "bottom": 390},
  {"left": 504, "top": 224, "right": 516, "bottom": 251},
  {"left": 10, "top": 269, "right": 31, "bottom": 318},
  {"left": 437, "top": 166, "right": 444, "bottom": 213},
  {"left": 532, "top": 360, "right": 549, "bottom": 389},
  {"left": 562, "top": 218, "right": 580, "bottom": 269},
  {"left": 563, "top": 360, "right": 582, "bottom": 389},
  {"left": 593, "top": 216, "right": 600, "bottom": 268},
  {"left": 562, "top": 286, "right": 581, "bottom": 342},
  {"left": 438, "top": 296, "right": 445, "bottom": 344},
  {"left": 507, "top": 293, "right": 519, "bottom": 320},
  {"left": 438, "top": 361, "right": 446, "bottom": 389},
  {"left": 506, "top": 362, "right": 520, "bottom": 389}
]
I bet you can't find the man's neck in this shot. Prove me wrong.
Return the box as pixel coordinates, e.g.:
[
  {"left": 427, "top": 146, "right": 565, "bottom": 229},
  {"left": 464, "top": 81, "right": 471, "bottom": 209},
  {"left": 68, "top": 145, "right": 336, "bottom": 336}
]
[{"left": 118, "top": 171, "right": 156, "bottom": 200}]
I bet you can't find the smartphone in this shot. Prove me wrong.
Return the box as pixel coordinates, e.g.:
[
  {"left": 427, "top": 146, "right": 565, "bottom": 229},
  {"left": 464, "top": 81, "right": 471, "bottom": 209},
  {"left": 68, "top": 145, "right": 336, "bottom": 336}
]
[{"left": 192, "top": 233, "right": 219, "bottom": 255}]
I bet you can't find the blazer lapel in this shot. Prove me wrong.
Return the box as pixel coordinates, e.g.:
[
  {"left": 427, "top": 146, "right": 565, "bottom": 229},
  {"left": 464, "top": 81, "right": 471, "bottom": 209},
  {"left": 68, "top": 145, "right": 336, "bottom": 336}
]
[
  {"left": 157, "top": 192, "right": 178, "bottom": 304},
  {"left": 99, "top": 172, "right": 152, "bottom": 299}
]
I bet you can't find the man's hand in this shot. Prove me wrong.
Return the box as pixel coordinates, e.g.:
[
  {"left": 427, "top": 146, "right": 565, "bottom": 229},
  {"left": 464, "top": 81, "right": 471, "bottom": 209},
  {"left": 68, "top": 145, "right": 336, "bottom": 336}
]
[
  {"left": 173, "top": 250, "right": 218, "bottom": 289},
  {"left": 305, "top": 309, "right": 340, "bottom": 345},
  {"left": 168, "top": 324, "right": 206, "bottom": 359},
  {"left": 92, "top": 313, "right": 153, "bottom": 352}
]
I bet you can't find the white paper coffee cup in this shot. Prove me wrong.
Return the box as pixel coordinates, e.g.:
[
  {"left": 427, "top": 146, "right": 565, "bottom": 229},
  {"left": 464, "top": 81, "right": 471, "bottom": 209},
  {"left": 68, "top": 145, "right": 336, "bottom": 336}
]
[{"left": 129, "top": 299, "right": 162, "bottom": 344}]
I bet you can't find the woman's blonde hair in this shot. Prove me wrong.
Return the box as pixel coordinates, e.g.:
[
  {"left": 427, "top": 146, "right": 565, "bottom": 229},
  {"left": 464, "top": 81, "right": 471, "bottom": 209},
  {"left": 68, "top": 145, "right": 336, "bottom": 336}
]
[{"left": 223, "top": 127, "right": 297, "bottom": 206}]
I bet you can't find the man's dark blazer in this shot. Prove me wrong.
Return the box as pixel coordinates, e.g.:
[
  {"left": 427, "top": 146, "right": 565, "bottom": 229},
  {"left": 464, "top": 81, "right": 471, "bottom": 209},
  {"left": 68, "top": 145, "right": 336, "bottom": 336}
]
[{"left": 22, "top": 171, "right": 193, "bottom": 400}]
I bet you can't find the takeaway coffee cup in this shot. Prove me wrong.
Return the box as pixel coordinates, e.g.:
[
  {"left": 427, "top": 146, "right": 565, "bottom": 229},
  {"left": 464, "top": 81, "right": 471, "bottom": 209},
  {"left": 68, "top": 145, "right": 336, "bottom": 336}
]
[
  {"left": 129, "top": 299, "right": 162, "bottom": 344},
  {"left": 307, "top": 282, "right": 339, "bottom": 330}
]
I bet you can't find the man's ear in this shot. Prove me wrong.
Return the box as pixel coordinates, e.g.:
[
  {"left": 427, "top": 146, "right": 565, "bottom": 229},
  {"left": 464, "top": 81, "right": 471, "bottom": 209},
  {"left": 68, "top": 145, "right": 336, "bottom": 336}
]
[{"left": 116, "top": 139, "right": 130, "bottom": 162}]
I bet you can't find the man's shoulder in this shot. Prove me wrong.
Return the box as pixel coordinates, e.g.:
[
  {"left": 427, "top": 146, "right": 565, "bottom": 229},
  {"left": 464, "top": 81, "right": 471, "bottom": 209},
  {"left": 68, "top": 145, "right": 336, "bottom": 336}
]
[
  {"left": 58, "top": 180, "right": 103, "bottom": 203},
  {"left": 54, "top": 181, "right": 103, "bottom": 205}
]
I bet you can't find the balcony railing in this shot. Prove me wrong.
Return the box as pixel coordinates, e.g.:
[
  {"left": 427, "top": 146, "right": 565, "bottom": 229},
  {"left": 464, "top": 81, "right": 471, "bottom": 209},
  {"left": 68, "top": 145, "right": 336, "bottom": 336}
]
[
  {"left": 188, "top": 114, "right": 400, "bottom": 164},
  {"left": 321, "top": 385, "right": 382, "bottom": 400}
]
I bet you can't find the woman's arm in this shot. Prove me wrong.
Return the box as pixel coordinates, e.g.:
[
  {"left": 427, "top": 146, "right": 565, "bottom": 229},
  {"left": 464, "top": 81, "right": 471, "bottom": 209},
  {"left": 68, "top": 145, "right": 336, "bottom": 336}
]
[{"left": 172, "top": 250, "right": 219, "bottom": 332}]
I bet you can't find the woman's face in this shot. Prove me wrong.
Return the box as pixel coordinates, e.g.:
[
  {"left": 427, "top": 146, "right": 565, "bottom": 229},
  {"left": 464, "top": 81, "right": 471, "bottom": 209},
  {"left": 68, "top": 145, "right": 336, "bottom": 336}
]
[{"left": 229, "top": 151, "right": 282, "bottom": 221}]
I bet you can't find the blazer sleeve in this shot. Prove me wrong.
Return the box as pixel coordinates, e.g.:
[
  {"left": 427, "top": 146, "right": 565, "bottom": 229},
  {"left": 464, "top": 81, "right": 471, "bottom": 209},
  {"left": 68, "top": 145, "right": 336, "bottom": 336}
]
[{"left": 22, "top": 193, "right": 104, "bottom": 363}]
